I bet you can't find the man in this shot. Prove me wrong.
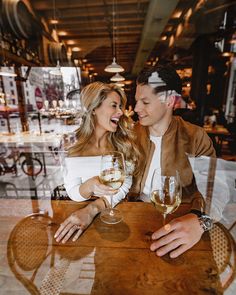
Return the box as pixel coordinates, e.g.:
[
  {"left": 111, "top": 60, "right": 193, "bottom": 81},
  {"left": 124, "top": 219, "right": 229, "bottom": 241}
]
[{"left": 131, "top": 65, "right": 216, "bottom": 258}]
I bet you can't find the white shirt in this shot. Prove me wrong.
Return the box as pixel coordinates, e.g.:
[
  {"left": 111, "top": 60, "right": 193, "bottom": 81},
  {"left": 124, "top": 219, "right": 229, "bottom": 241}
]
[
  {"left": 141, "top": 135, "right": 162, "bottom": 202},
  {"left": 63, "top": 156, "right": 132, "bottom": 207}
]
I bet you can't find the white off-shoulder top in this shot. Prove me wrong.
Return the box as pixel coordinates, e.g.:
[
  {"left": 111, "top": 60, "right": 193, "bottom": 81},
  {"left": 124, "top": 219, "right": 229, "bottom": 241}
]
[{"left": 63, "top": 156, "right": 132, "bottom": 207}]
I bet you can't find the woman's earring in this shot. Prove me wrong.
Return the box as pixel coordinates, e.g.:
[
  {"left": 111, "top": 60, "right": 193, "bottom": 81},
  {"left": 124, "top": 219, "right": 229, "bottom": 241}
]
[{"left": 92, "top": 110, "right": 95, "bottom": 115}]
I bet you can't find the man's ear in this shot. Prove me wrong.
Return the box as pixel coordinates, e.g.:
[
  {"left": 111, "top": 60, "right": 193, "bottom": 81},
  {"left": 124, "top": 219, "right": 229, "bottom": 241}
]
[{"left": 166, "top": 95, "right": 176, "bottom": 108}]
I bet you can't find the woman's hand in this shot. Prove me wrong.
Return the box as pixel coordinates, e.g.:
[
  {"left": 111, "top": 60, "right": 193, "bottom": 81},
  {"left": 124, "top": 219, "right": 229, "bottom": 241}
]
[
  {"left": 54, "top": 206, "right": 93, "bottom": 243},
  {"left": 80, "top": 176, "right": 118, "bottom": 198},
  {"left": 54, "top": 198, "right": 107, "bottom": 244},
  {"left": 150, "top": 213, "right": 204, "bottom": 258}
]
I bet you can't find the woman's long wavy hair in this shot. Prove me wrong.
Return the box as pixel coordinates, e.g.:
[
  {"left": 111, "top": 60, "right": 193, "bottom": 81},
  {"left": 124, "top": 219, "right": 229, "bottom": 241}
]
[{"left": 69, "top": 81, "right": 143, "bottom": 176}]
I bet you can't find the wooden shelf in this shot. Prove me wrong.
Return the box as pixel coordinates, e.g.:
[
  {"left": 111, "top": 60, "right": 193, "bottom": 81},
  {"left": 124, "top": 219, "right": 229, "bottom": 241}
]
[{"left": 0, "top": 48, "right": 40, "bottom": 67}]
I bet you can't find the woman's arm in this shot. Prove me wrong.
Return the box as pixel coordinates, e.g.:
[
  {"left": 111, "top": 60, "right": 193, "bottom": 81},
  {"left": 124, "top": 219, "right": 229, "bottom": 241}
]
[{"left": 66, "top": 176, "right": 117, "bottom": 201}]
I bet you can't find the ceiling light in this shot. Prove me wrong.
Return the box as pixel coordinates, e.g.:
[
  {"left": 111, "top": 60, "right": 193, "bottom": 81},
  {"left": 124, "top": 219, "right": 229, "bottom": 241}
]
[
  {"left": 72, "top": 47, "right": 81, "bottom": 52},
  {"left": 115, "top": 82, "right": 125, "bottom": 87},
  {"left": 124, "top": 80, "right": 132, "bottom": 85},
  {"left": 105, "top": 57, "right": 124, "bottom": 73},
  {"left": 67, "top": 40, "right": 75, "bottom": 45},
  {"left": 110, "top": 73, "right": 125, "bottom": 81},
  {"left": 222, "top": 52, "right": 232, "bottom": 57},
  {"left": 169, "top": 35, "right": 175, "bottom": 47},
  {"left": 104, "top": 0, "right": 124, "bottom": 73},
  {"left": 172, "top": 11, "right": 182, "bottom": 18},
  {"left": 176, "top": 23, "right": 183, "bottom": 37},
  {"left": 185, "top": 8, "right": 192, "bottom": 22},
  {"left": 58, "top": 31, "right": 67, "bottom": 36},
  {"left": 50, "top": 19, "right": 58, "bottom": 24}
]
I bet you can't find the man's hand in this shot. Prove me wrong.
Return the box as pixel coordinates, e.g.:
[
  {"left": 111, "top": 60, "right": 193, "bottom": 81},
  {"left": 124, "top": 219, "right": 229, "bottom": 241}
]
[{"left": 150, "top": 213, "right": 204, "bottom": 258}]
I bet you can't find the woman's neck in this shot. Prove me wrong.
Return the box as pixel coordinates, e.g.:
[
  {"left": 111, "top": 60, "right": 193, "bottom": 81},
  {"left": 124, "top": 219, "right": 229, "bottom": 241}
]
[{"left": 86, "top": 131, "right": 111, "bottom": 155}]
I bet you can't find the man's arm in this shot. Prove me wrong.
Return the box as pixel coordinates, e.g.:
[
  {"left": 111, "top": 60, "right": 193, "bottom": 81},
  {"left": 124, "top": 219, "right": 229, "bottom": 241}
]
[
  {"left": 195, "top": 128, "right": 216, "bottom": 157},
  {"left": 150, "top": 128, "right": 216, "bottom": 258}
]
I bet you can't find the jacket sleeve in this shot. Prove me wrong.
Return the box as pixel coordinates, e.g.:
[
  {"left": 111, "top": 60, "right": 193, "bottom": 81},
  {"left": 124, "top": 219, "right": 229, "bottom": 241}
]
[
  {"left": 189, "top": 128, "right": 216, "bottom": 212},
  {"left": 194, "top": 128, "right": 216, "bottom": 157}
]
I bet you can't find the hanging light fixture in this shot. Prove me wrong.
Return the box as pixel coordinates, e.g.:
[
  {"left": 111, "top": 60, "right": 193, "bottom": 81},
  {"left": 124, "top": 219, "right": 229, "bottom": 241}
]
[
  {"left": 105, "top": 57, "right": 124, "bottom": 73},
  {"left": 104, "top": 0, "right": 124, "bottom": 73},
  {"left": 115, "top": 82, "right": 125, "bottom": 87},
  {"left": 49, "top": 0, "right": 62, "bottom": 77},
  {"left": 110, "top": 72, "right": 125, "bottom": 82}
]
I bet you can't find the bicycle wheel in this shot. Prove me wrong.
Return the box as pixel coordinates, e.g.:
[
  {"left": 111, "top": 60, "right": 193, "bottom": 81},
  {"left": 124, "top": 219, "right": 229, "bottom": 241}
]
[{"left": 21, "top": 158, "right": 43, "bottom": 178}]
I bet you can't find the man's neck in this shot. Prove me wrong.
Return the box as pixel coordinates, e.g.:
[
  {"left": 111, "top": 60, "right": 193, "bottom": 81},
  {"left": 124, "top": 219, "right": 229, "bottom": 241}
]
[{"left": 149, "top": 116, "right": 172, "bottom": 137}]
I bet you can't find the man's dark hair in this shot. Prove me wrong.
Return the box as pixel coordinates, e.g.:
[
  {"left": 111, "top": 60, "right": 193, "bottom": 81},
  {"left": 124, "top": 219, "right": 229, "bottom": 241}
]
[{"left": 136, "top": 65, "right": 182, "bottom": 95}]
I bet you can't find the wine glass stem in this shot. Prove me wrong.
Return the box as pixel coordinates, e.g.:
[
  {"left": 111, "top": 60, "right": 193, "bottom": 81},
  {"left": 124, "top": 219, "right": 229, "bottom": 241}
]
[
  {"left": 163, "top": 214, "right": 166, "bottom": 226},
  {"left": 110, "top": 194, "right": 114, "bottom": 216}
]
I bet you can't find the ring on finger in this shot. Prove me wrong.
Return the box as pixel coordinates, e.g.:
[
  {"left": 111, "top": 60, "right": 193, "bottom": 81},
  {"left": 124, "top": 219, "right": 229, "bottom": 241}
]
[{"left": 164, "top": 223, "right": 171, "bottom": 231}]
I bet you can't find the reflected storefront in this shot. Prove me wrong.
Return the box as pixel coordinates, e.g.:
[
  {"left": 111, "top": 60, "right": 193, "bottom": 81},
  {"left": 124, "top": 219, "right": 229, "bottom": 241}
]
[{"left": 0, "top": 66, "right": 81, "bottom": 133}]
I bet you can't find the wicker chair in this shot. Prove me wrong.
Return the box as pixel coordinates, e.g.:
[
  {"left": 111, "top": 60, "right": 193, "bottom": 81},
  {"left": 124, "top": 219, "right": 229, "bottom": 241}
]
[
  {"left": 210, "top": 222, "right": 236, "bottom": 290},
  {"left": 7, "top": 213, "right": 54, "bottom": 294}
]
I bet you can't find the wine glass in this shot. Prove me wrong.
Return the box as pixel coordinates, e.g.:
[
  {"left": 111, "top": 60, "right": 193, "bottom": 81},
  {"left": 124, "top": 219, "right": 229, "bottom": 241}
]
[
  {"left": 99, "top": 151, "right": 126, "bottom": 224},
  {"left": 150, "top": 169, "right": 182, "bottom": 225}
]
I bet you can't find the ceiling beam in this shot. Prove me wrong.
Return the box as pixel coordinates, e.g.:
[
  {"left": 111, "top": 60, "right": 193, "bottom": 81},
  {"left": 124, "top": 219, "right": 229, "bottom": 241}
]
[
  {"left": 33, "top": 0, "right": 149, "bottom": 10},
  {"left": 132, "top": 0, "right": 179, "bottom": 75}
]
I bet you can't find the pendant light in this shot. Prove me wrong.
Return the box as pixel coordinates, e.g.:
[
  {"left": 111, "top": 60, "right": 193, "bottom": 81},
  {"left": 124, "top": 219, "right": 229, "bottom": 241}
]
[
  {"left": 110, "top": 72, "right": 125, "bottom": 82},
  {"left": 104, "top": 0, "right": 124, "bottom": 73},
  {"left": 49, "top": 0, "right": 62, "bottom": 77},
  {"left": 115, "top": 82, "right": 125, "bottom": 87}
]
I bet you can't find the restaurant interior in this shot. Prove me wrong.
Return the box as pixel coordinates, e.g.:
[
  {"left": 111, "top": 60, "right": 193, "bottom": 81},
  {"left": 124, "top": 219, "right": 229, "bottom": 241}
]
[{"left": 0, "top": 0, "right": 236, "bottom": 294}]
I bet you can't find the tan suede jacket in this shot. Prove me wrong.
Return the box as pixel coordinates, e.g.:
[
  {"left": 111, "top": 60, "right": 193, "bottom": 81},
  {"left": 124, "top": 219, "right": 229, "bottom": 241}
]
[{"left": 130, "top": 116, "right": 216, "bottom": 211}]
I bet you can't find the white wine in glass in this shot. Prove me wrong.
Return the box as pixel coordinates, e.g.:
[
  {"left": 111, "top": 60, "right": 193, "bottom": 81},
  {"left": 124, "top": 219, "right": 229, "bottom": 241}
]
[
  {"left": 99, "top": 151, "right": 125, "bottom": 224},
  {"left": 150, "top": 169, "right": 182, "bottom": 225}
]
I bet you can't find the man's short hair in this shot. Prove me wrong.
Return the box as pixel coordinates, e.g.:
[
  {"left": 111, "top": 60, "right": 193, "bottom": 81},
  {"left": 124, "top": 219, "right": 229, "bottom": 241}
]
[{"left": 136, "top": 65, "right": 182, "bottom": 95}]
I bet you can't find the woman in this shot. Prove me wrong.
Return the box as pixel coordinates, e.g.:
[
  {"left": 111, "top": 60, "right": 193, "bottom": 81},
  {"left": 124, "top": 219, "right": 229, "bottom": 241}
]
[{"left": 54, "top": 82, "right": 142, "bottom": 243}]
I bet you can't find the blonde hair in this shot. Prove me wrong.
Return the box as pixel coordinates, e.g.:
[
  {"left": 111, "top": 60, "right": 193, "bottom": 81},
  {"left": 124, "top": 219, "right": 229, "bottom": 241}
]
[{"left": 69, "top": 81, "right": 143, "bottom": 176}]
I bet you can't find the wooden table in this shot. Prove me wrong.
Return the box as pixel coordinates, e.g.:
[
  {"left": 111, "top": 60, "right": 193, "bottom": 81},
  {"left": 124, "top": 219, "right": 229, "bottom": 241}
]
[
  {"left": 0, "top": 199, "right": 234, "bottom": 294},
  {"left": 0, "top": 132, "right": 62, "bottom": 148},
  {"left": 204, "top": 125, "right": 230, "bottom": 156}
]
